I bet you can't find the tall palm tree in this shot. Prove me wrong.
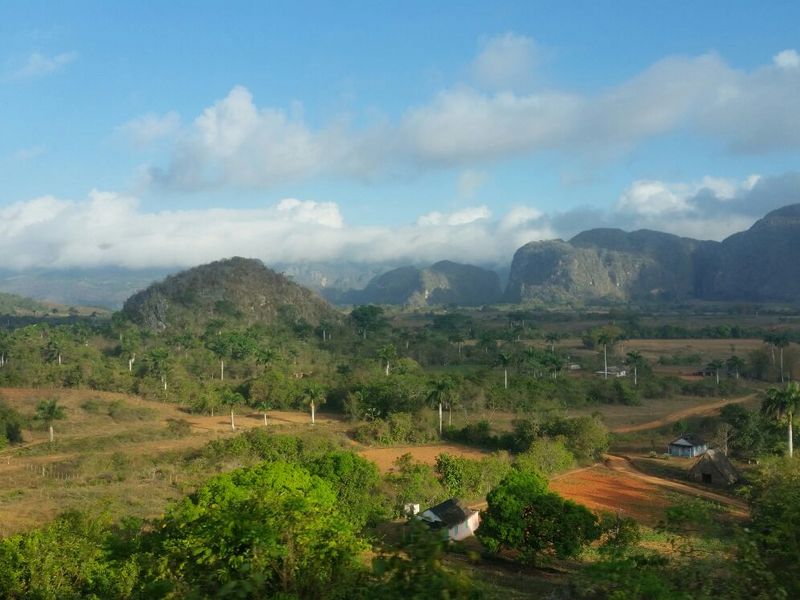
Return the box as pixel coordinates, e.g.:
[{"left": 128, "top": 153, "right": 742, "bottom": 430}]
[
  {"left": 497, "top": 351, "right": 513, "bottom": 389},
  {"left": 300, "top": 383, "right": 325, "bottom": 425},
  {"left": 726, "top": 355, "right": 745, "bottom": 380},
  {"left": 426, "top": 377, "right": 456, "bottom": 436},
  {"left": 774, "top": 334, "right": 790, "bottom": 383},
  {"left": 707, "top": 359, "right": 725, "bottom": 385},
  {"left": 545, "top": 332, "right": 559, "bottom": 353},
  {"left": 761, "top": 382, "right": 800, "bottom": 458},
  {"left": 35, "top": 398, "right": 66, "bottom": 443},
  {"left": 625, "top": 351, "right": 645, "bottom": 386},
  {"left": 378, "top": 344, "right": 397, "bottom": 376},
  {"left": 595, "top": 331, "right": 616, "bottom": 380}
]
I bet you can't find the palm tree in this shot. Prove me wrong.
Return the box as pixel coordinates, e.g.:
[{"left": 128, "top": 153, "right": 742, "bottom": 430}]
[
  {"left": 595, "top": 330, "right": 616, "bottom": 380},
  {"left": 707, "top": 359, "right": 724, "bottom": 385},
  {"left": 378, "top": 344, "right": 397, "bottom": 376},
  {"left": 35, "top": 398, "right": 66, "bottom": 442},
  {"left": 545, "top": 332, "right": 559, "bottom": 353},
  {"left": 219, "top": 387, "right": 244, "bottom": 431},
  {"left": 625, "top": 351, "right": 645, "bottom": 386},
  {"left": 255, "top": 347, "right": 278, "bottom": 373},
  {"left": 497, "top": 351, "right": 513, "bottom": 389},
  {"left": 300, "top": 383, "right": 325, "bottom": 425},
  {"left": 726, "top": 355, "right": 745, "bottom": 380},
  {"left": 426, "top": 377, "right": 456, "bottom": 436},
  {"left": 774, "top": 334, "right": 790, "bottom": 383},
  {"left": 761, "top": 382, "right": 800, "bottom": 458}
]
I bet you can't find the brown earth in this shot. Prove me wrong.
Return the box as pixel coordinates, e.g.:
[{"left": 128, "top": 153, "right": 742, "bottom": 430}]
[{"left": 359, "top": 444, "right": 488, "bottom": 473}]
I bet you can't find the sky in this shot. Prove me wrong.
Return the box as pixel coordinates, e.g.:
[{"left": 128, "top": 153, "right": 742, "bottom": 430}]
[{"left": 1, "top": 0, "right": 800, "bottom": 270}]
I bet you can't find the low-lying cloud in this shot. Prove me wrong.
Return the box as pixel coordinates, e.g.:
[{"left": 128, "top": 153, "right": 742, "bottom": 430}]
[
  {"left": 3, "top": 172, "right": 799, "bottom": 271},
  {"left": 140, "top": 40, "right": 800, "bottom": 191}
]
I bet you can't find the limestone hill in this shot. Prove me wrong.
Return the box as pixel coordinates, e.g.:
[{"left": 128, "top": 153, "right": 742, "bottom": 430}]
[{"left": 121, "top": 257, "right": 337, "bottom": 331}]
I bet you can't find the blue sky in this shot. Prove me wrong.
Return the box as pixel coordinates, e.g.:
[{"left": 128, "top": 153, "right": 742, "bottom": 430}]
[{"left": 1, "top": 1, "right": 799, "bottom": 269}]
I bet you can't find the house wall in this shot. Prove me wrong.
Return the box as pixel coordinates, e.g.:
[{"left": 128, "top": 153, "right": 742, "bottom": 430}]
[
  {"left": 668, "top": 444, "right": 707, "bottom": 458},
  {"left": 447, "top": 512, "right": 481, "bottom": 542}
]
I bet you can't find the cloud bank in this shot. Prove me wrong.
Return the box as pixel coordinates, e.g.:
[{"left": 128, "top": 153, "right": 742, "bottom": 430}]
[
  {"left": 140, "top": 40, "right": 800, "bottom": 190},
  {"left": 2, "top": 172, "right": 799, "bottom": 271}
]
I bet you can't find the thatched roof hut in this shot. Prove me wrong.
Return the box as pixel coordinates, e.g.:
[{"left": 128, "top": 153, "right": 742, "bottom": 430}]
[{"left": 688, "top": 448, "right": 739, "bottom": 486}]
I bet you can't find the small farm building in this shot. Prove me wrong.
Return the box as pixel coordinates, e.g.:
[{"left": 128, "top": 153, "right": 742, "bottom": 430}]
[
  {"left": 668, "top": 434, "right": 708, "bottom": 458},
  {"left": 417, "top": 498, "right": 480, "bottom": 542},
  {"left": 688, "top": 449, "right": 739, "bottom": 486},
  {"left": 595, "top": 366, "right": 627, "bottom": 378}
]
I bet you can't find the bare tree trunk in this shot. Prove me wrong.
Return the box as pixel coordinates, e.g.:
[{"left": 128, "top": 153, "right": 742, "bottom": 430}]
[
  {"left": 162, "top": 376, "right": 167, "bottom": 391},
  {"left": 438, "top": 402, "right": 443, "bottom": 435},
  {"left": 448, "top": 404, "right": 452, "bottom": 427},
  {"left": 780, "top": 348, "right": 785, "bottom": 383},
  {"left": 220, "top": 359, "right": 225, "bottom": 381},
  {"left": 789, "top": 415, "right": 794, "bottom": 458},
  {"left": 385, "top": 361, "right": 390, "bottom": 376},
  {"left": 49, "top": 425, "right": 54, "bottom": 443},
  {"left": 716, "top": 370, "right": 720, "bottom": 385},
  {"left": 604, "top": 345, "right": 608, "bottom": 379},
  {"left": 263, "top": 412, "right": 268, "bottom": 426},
  {"left": 504, "top": 369, "right": 508, "bottom": 389},
  {"left": 311, "top": 400, "right": 316, "bottom": 425},
  {"left": 230, "top": 408, "right": 235, "bottom": 430},
  {"left": 58, "top": 353, "right": 62, "bottom": 366},
  {"left": 634, "top": 365, "right": 638, "bottom": 386}
]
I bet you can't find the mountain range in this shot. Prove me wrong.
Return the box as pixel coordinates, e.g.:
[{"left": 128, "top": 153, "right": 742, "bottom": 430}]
[{"left": 3, "top": 204, "right": 800, "bottom": 309}]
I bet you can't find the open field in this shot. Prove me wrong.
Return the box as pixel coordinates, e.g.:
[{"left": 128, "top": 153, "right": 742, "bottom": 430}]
[{"left": 359, "top": 443, "right": 488, "bottom": 472}]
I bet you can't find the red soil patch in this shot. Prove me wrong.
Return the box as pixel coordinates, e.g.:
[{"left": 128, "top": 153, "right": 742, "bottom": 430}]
[
  {"left": 359, "top": 444, "right": 488, "bottom": 473},
  {"left": 550, "top": 464, "right": 671, "bottom": 524}
]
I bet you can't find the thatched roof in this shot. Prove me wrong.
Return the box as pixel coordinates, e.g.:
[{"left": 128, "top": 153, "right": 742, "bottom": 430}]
[{"left": 689, "top": 448, "right": 739, "bottom": 485}]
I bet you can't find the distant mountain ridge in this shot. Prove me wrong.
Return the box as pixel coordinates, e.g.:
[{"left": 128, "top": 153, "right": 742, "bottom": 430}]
[
  {"left": 505, "top": 203, "right": 800, "bottom": 304},
  {"left": 335, "top": 260, "right": 502, "bottom": 307},
  {"left": 4, "top": 204, "right": 800, "bottom": 309}
]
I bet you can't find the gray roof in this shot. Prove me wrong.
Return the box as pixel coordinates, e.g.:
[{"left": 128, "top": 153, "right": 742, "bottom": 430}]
[
  {"left": 425, "top": 498, "right": 473, "bottom": 528},
  {"left": 670, "top": 434, "right": 706, "bottom": 447}
]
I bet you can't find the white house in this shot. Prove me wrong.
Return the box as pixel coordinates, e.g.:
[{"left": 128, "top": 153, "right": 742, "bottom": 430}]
[{"left": 417, "top": 498, "right": 480, "bottom": 542}]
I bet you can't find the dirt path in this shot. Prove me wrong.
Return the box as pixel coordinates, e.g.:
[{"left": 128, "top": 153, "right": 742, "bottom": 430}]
[
  {"left": 604, "top": 454, "right": 748, "bottom": 514},
  {"left": 612, "top": 394, "right": 757, "bottom": 434}
]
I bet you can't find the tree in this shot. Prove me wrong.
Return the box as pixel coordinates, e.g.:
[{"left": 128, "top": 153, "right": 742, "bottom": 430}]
[
  {"left": 477, "top": 470, "right": 600, "bottom": 564},
  {"left": 497, "top": 351, "right": 513, "bottom": 389},
  {"left": 154, "top": 461, "right": 365, "bottom": 597},
  {"left": 34, "top": 397, "right": 66, "bottom": 442},
  {"left": 545, "top": 332, "right": 560, "bottom": 353},
  {"left": 350, "top": 305, "right": 387, "bottom": 340},
  {"left": 707, "top": 359, "right": 724, "bottom": 385},
  {"left": 726, "top": 355, "right": 746, "bottom": 380},
  {"left": 774, "top": 333, "right": 790, "bottom": 383},
  {"left": 593, "top": 326, "right": 621, "bottom": 380},
  {"left": 426, "top": 377, "right": 456, "bottom": 436},
  {"left": 219, "top": 386, "right": 244, "bottom": 430},
  {"left": 143, "top": 347, "right": 170, "bottom": 393},
  {"left": 378, "top": 344, "right": 398, "bottom": 376},
  {"left": 299, "top": 382, "right": 326, "bottom": 425},
  {"left": 761, "top": 382, "right": 800, "bottom": 458},
  {"left": 625, "top": 350, "right": 645, "bottom": 386}
]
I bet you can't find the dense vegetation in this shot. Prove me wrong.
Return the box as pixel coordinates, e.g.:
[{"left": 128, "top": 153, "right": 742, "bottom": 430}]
[{"left": 2, "top": 261, "right": 800, "bottom": 598}]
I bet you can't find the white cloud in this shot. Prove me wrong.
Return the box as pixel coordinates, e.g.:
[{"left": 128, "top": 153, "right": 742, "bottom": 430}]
[
  {"left": 145, "top": 49, "right": 800, "bottom": 190},
  {"left": 10, "top": 51, "right": 77, "bottom": 80},
  {"left": 610, "top": 173, "right": 799, "bottom": 240},
  {"left": 0, "top": 192, "right": 552, "bottom": 270},
  {"left": 773, "top": 49, "right": 800, "bottom": 69},
  {"left": 471, "top": 33, "right": 538, "bottom": 90},
  {"left": 3, "top": 172, "right": 798, "bottom": 271},
  {"left": 117, "top": 112, "right": 181, "bottom": 148}
]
